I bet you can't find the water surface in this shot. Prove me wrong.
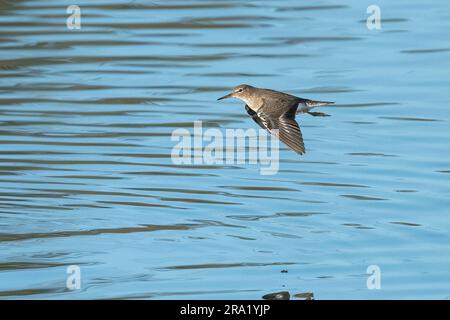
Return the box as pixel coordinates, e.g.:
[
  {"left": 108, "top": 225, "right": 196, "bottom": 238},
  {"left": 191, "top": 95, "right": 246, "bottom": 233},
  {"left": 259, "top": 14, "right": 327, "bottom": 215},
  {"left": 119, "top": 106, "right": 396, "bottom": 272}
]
[{"left": 1, "top": 0, "right": 450, "bottom": 299}]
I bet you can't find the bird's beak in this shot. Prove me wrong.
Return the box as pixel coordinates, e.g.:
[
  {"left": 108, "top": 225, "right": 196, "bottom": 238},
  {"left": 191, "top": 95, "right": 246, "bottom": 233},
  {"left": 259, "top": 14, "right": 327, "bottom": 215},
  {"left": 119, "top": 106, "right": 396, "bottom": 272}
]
[{"left": 217, "top": 92, "right": 233, "bottom": 100}]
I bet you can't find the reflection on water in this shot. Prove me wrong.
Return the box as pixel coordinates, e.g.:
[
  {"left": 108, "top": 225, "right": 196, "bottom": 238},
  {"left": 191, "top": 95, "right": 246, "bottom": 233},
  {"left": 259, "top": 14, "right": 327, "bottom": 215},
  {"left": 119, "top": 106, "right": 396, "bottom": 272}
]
[{"left": 1, "top": 0, "right": 450, "bottom": 299}]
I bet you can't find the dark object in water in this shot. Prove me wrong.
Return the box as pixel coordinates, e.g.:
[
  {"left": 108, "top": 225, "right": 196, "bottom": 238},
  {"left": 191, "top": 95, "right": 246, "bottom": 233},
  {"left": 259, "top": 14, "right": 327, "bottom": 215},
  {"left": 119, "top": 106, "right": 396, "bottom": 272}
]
[
  {"left": 293, "top": 292, "right": 315, "bottom": 300},
  {"left": 262, "top": 291, "right": 291, "bottom": 300}
]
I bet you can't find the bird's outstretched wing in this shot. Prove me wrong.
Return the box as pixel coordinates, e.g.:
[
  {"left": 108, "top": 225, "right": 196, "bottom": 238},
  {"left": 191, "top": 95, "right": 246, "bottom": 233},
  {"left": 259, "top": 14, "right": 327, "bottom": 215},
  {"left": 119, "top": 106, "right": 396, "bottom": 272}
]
[
  {"left": 245, "top": 105, "right": 266, "bottom": 129},
  {"left": 245, "top": 105, "right": 305, "bottom": 155}
]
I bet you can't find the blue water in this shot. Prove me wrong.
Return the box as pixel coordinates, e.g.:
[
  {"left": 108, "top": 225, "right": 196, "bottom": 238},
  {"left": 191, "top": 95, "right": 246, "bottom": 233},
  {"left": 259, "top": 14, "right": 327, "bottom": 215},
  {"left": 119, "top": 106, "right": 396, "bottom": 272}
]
[{"left": 0, "top": 0, "right": 450, "bottom": 299}]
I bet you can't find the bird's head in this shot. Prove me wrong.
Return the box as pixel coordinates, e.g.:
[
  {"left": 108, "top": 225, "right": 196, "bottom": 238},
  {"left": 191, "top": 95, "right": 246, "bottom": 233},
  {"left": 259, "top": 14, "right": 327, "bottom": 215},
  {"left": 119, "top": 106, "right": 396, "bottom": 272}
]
[{"left": 217, "top": 84, "right": 254, "bottom": 101}]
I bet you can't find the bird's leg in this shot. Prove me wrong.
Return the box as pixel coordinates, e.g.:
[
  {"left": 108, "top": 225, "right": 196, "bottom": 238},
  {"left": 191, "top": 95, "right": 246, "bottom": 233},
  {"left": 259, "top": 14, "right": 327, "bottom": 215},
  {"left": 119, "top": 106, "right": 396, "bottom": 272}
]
[{"left": 307, "top": 111, "right": 330, "bottom": 117}]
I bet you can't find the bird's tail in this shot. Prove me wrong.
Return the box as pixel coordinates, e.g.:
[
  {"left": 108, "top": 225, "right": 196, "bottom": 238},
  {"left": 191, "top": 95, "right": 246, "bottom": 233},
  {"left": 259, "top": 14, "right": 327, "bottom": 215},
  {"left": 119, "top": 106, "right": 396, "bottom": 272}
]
[
  {"left": 305, "top": 99, "right": 334, "bottom": 107},
  {"left": 297, "top": 99, "right": 334, "bottom": 114}
]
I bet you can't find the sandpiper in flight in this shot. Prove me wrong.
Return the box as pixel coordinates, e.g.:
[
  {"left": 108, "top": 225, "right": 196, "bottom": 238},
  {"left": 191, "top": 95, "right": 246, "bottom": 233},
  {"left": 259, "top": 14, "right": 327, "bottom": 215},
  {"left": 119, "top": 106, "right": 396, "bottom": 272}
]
[{"left": 217, "top": 84, "right": 334, "bottom": 155}]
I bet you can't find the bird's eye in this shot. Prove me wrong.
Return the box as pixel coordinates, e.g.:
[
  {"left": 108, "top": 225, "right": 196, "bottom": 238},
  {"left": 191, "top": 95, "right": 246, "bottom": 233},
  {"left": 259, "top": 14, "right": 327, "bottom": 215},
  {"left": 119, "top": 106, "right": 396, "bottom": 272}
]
[{"left": 237, "top": 89, "right": 243, "bottom": 92}]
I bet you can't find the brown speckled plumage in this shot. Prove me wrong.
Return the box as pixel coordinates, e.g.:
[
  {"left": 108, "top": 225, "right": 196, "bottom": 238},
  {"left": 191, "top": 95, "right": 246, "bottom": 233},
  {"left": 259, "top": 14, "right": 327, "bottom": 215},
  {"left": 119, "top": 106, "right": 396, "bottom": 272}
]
[{"left": 218, "top": 84, "right": 334, "bottom": 155}]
